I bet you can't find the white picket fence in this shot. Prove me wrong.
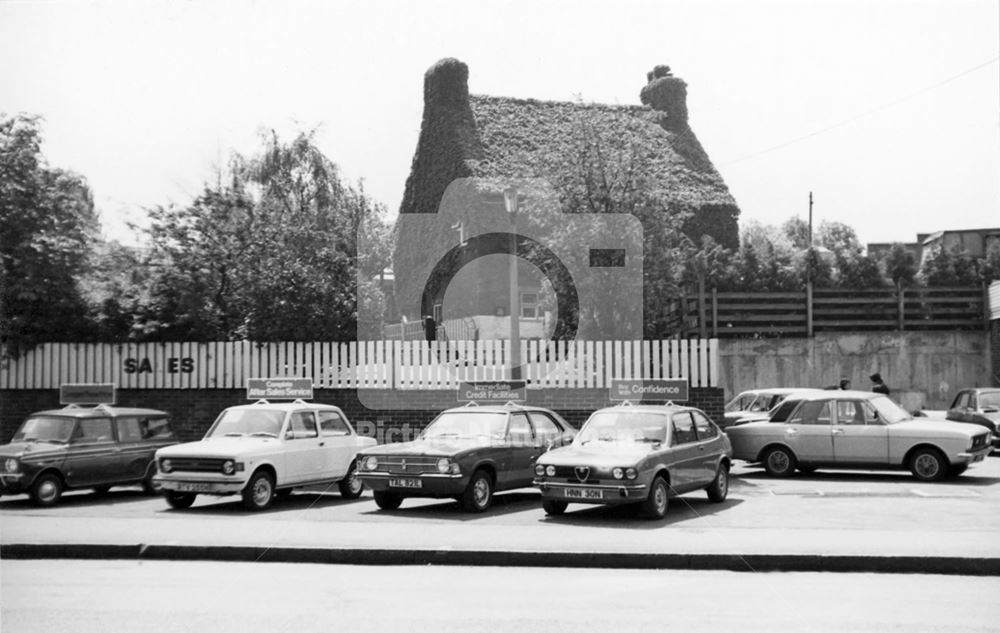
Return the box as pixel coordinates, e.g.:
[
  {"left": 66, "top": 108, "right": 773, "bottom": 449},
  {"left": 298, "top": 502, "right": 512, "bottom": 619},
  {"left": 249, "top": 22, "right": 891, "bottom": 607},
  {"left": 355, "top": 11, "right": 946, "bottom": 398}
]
[{"left": 0, "top": 340, "right": 719, "bottom": 390}]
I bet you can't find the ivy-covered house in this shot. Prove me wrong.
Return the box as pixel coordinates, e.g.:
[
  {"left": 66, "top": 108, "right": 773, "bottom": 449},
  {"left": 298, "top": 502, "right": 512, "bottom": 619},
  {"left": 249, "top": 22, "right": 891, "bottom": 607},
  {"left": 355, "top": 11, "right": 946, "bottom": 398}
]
[{"left": 389, "top": 58, "right": 740, "bottom": 339}]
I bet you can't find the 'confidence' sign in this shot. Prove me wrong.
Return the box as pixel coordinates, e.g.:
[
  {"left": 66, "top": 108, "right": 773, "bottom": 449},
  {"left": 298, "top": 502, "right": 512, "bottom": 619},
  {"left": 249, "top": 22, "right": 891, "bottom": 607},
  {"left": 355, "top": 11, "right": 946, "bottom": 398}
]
[
  {"left": 610, "top": 379, "right": 688, "bottom": 402},
  {"left": 458, "top": 381, "right": 526, "bottom": 403},
  {"left": 247, "top": 378, "right": 314, "bottom": 400}
]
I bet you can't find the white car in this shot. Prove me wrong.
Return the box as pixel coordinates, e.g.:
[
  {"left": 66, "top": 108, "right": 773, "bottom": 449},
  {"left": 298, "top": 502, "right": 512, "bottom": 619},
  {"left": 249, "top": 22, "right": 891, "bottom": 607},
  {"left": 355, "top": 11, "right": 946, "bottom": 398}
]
[
  {"left": 725, "top": 390, "right": 992, "bottom": 481},
  {"left": 154, "top": 399, "right": 376, "bottom": 510},
  {"left": 723, "top": 387, "right": 822, "bottom": 429}
]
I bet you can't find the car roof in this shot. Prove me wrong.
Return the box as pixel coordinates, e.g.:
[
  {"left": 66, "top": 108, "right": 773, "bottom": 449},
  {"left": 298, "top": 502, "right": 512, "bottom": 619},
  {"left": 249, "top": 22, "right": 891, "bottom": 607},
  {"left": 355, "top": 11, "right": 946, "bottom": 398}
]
[
  {"left": 222, "top": 399, "right": 344, "bottom": 412},
  {"left": 591, "top": 402, "right": 703, "bottom": 416},
  {"left": 30, "top": 404, "right": 169, "bottom": 418}
]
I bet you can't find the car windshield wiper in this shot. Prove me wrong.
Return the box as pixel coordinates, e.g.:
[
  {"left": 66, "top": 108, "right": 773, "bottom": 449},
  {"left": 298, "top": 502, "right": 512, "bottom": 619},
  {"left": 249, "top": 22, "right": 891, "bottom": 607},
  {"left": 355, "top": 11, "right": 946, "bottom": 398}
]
[
  {"left": 249, "top": 432, "right": 277, "bottom": 438},
  {"left": 223, "top": 432, "right": 246, "bottom": 437}
]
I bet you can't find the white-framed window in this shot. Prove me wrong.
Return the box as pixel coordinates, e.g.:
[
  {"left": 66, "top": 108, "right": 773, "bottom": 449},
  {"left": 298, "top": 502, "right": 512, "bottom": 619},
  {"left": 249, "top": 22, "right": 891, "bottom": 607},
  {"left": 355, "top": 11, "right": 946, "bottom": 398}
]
[{"left": 520, "top": 292, "right": 538, "bottom": 318}]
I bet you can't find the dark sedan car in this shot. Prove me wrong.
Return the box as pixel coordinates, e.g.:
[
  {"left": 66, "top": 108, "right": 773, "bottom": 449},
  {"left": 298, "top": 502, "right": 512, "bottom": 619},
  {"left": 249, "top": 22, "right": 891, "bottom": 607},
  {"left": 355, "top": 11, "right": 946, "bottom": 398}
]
[
  {"left": 356, "top": 402, "right": 575, "bottom": 512},
  {"left": 946, "top": 388, "right": 1000, "bottom": 448},
  {"left": 0, "top": 404, "right": 177, "bottom": 506}
]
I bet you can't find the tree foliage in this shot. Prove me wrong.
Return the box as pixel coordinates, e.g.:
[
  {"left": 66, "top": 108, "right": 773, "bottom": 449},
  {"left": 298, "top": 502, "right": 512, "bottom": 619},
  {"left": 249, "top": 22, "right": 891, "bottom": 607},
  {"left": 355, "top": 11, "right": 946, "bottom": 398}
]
[{"left": 1, "top": 113, "right": 100, "bottom": 357}]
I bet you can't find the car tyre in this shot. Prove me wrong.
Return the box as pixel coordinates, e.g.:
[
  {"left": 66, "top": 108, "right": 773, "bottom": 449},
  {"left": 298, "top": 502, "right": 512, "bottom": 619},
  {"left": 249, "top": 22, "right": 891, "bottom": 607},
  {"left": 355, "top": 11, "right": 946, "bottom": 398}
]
[
  {"left": 639, "top": 475, "right": 669, "bottom": 520},
  {"left": 142, "top": 464, "right": 161, "bottom": 495},
  {"left": 242, "top": 470, "right": 275, "bottom": 511},
  {"left": 542, "top": 499, "right": 568, "bottom": 516},
  {"left": 373, "top": 490, "right": 403, "bottom": 510},
  {"left": 338, "top": 464, "right": 365, "bottom": 499},
  {"left": 164, "top": 491, "right": 196, "bottom": 509},
  {"left": 30, "top": 473, "right": 63, "bottom": 507},
  {"left": 762, "top": 446, "right": 797, "bottom": 477},
  {"left": 910, "top": 447, "right": 947, "bottom": 482},
  {"left": 706, "top": 462, "right": 729, "bottom": 503},
  {"left": 461, "top": 469, "right": 493, "bottom": 513}
]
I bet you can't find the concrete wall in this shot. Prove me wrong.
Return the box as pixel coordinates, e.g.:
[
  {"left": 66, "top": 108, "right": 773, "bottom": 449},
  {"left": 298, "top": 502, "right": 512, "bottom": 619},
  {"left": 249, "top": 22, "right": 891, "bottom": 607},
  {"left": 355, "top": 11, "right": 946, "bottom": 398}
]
[{"left": 718, "top": 331, "right": 992, "bottom": 411}]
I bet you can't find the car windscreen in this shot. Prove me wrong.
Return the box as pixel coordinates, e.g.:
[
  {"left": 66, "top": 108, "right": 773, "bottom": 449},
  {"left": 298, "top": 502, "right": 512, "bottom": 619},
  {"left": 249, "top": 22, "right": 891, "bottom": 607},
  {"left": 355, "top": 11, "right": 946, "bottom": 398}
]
[
  {"left": 576, "top": 411, "right": 668, "bottom": 445},
  {"left": 980, "top": 392, "right": 1000, "bottom": 409},
  {"left": 12, "top": 416, "right": 75, "bottom": 443},
  {"left": 869, "top": 395, "right": 912, "bottom": 424},
  {"left": 420, "top": 412, "right": 508, "bottom": 440},
  {"left": 206, "top": 409, "right": 285, "bottom": 438}
]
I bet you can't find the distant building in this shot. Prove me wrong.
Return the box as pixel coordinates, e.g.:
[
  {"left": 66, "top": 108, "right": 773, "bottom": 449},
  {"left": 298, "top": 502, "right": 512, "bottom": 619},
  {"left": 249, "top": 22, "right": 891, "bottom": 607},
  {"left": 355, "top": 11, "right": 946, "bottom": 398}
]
[{"left": 868, "top": 227, "right": 1000, "bottom": 266}]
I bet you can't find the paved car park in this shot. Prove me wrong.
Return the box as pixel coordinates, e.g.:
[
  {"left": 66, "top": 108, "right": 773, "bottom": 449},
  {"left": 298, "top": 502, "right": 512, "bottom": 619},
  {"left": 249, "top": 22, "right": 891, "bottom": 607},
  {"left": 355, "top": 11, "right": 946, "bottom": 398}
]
[{"left": 3, "top": 454, "right": 999, "bottom": 572}]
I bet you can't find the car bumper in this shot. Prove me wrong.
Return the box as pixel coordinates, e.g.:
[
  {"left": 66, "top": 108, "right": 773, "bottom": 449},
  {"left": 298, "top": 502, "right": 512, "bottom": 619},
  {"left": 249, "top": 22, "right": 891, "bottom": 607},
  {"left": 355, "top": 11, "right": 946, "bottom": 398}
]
[
  {"left": 0, "top": 473, "right": 28, "bottom": 495},
  {"left": 154, "top": 476, "right": 246, "bottom": 495},
  {"left": 534, "top": 480, "right": 649, "bottom": 505},
  {"left": 357, "top": 472, "right": 467, "bottom": 497},
  {"left": 955, "top": 446, "right": 992, "bottom": 464}
]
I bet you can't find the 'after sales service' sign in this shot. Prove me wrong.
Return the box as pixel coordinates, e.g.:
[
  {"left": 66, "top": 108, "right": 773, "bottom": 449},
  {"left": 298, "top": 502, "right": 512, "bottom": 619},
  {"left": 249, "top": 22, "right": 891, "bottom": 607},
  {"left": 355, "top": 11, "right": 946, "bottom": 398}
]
[
  {"left": 246, "top": 378, "right": 314, "bottom": 400},
  {"left": 610, "top": 379, "right": 688, "bottom": 402},
  {"left": 458, "top": 381, "right": 527, "bottom": 403},
  {"left": 60, "top": 383, "right": 117, "bottom": 405}
]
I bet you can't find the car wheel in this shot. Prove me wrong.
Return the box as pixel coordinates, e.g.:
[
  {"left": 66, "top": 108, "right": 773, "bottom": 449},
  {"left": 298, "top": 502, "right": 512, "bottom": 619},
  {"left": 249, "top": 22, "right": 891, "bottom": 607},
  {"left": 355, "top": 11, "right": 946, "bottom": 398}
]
[
  {"left": 762, "top": 446, "right": 797, "bottom": 477},
  {"left": 373, "top": 490, "right": 403, "bottom": 510},
  {"left": 242, "top": 470, "right": 275, "bottom": 511},
  {"left": 337, "top": 464, "right": 365, "bottom": 499},
  {"left": 142, "top": 464, "right": 161, "bottom": 495},
  {"left": 164, "top": 491, "right": 196, "bottom": 509},
  {"left": 542, "top": 499, "right": 568, "bottom": 515},
  {"left": 30, "top": 473, "right": 63, "bottom": 507},
  {"left": 461, "top": 469, "right": 493, "bottom": 513},
  {"left": 639, "top": 475, "right": 669, "bottom": 520},
  {"left": 910, "top": 447, "right": 947, "bottom": 482},
  {"left": 706, "top": 462, "right": 729, "bottom": 503}
]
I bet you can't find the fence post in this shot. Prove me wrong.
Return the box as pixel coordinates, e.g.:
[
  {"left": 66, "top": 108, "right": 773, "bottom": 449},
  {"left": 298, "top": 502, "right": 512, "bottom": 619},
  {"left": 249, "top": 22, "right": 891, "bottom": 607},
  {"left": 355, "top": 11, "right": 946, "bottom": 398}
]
[
  {"left": 711, "top": 287, "right": 718, "bottom": 337},
  {"left": 806, "top": 281, "right": 814, "bottom": 337},
  {"left": 698, "top": 275, "right": 707, "bottom": 339},
  {"left": 897, "top": 285, "right": 905, "bottom": 331}
]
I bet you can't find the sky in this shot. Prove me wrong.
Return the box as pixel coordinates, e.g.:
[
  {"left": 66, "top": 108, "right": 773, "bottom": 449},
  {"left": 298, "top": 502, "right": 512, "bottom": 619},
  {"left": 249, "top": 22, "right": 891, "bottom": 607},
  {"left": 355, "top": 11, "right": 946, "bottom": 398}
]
[{"left": 2, "top": 0, "right": 998, "bottom": 247}]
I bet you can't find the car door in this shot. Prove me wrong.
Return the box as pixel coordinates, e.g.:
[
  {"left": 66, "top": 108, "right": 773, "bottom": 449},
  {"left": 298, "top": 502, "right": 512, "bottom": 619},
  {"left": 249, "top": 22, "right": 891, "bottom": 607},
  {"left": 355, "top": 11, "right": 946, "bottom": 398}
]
[
  {"left": 317, "top": 409, "right": 356, "bottom": 480},
  {"left": 831, "top": 399, "right": 889, "bottom": 464},
  {"left": 64, "top": 417, "right": 124, "bottom": 486},
  {"left": 691, "top": 410, "right": 723, "bottom": 485},
  {"left": 115, "top": 416, "right": 149, "bottom": 481},
  {"left": 502, "top": 412, "right": 536, "bottom": 490},
  {"left": 282, "top": 411, "right": 327, "bottom": 484},
  {"left": 668, "top": 412, "right": 702, "bottom": 492},
  {"left": 783, "top": 399, "right": 835, "bottom": 463},
  {"left": 947, "top": 391, "right": 972, "bottom": 422}
]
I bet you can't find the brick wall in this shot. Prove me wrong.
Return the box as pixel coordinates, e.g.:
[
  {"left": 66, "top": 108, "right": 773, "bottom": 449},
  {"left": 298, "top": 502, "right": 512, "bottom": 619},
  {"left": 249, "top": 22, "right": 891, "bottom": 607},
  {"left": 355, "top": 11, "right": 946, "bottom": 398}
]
[{"left": 0, "top": 387, "right": 724, "bottom": 444}]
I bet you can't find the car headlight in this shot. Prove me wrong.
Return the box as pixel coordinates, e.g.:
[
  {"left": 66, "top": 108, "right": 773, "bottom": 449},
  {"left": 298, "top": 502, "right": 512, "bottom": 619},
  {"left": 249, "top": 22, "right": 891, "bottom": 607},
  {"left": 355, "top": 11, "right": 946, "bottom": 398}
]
[
  {"left": 612, "top": 467, "right": 624, "bottom": 480},
  {"left": 535, "top": 464, "right": 545, "bottom": 477},
  {"left": 545, "top": 465, "right": 556, "bottom": 477},
  {"left": 362, "top": 456, "right": 378, "bottom": 471},
  {"left": 4, "top": 458, "right": 18, "bottom": 473},
  {"left": 436, "top": 458, "right": 452, "bottom": 474},
  {"left": 160, "top": 459, "right": 172, "bottom": 473},
  {"left": 222, "top": 459, "right": 236, "bottom": 475},
  {"left": 625, "top": 468, "right": 638, "bottom": 480}
]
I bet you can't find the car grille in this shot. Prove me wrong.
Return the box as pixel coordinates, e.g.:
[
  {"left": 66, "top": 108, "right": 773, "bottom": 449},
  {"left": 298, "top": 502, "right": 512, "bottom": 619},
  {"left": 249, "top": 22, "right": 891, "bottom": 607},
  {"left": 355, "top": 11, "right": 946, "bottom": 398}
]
[
  {"left": 164, "top": 457, "right": 225, "bottom": 473},
  {"left": 378, "top": 456, "right": 440, "bottom": 475},
  {"left": 972, "top": 434, "right": 988, "bottom": 449},
  {"left": 551, "top": 465, "right": 603, "bottom": 484}
]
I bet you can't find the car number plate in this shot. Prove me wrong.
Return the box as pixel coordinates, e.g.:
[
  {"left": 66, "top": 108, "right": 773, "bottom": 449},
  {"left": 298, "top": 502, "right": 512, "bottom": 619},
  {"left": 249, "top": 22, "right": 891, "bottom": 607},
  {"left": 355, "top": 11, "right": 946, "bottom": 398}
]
[
  {"left": 564, "top": 487, "right": 603, "bottom": 500},
  {"left": 389, "top": 478, "right": 422, "bottom": 489},
  {"left": 175, "top": 482, "right": 211, "bottom": 492}
]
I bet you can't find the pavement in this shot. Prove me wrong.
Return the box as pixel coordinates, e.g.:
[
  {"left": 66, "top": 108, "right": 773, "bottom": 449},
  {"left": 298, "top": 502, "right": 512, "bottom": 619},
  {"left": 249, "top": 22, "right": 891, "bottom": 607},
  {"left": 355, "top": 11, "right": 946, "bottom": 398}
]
[{"left": 3, "top": 459, "right": 1000, "bottom": 575}]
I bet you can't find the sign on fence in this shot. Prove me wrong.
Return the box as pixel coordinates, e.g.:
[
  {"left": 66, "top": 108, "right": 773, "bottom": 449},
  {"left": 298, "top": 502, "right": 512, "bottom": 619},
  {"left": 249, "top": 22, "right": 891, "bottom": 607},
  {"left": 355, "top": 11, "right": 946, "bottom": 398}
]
[
  {"left": 59, "top": 383, "right": 116, "bottom": 405},
  {"left": 457, "top": 381, "right": 527, "bottom": 403},
  {"left": 246, "top": 378, "right": 314, "bottom": 400},
  {"left": 610, "top": 379, "right": 688, "bottom": 402}
]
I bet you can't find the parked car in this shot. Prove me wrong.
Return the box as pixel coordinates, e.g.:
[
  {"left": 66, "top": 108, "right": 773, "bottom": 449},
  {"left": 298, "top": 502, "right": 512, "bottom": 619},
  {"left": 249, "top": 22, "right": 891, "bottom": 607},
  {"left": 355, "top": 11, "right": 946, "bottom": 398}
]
[
  {"left": 0, "top": 404, "right": 177, "bottom": 506},
  {"left": 946, "top": 388, "right": 1000, "bottom": 448},
  {"left": 725, "top": 390, "right": 992, "bottom": 481},
  {"left": 723, "top": 388, "right": 821, "bottom": 428},
  {"left": 154, "top": 399, "right": 375, "bottom": 511},
  {"left": 356, "top": 402, "right": 575, "bottom": 512},
  {"left": 533, "top": 402, "right": 732, "bottom": 519}
]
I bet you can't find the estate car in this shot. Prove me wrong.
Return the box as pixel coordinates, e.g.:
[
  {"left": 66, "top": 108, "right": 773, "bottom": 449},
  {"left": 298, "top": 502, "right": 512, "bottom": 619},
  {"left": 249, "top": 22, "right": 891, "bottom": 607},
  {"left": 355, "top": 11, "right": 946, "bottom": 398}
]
[
  {"left": 533, "top": 402, "right": 733, "bottom": 520},
  {"left": 0, "top": 404, "right": 177, "bottom": 506},
  {"left": 725, "top": 390, "right": 992, "bottom": 481},
  {"left": 154, "top": 399, "right": 376, "bottom": 511},
  {"left": 356, "top": 402, "right": 575, "bottom": 513}
]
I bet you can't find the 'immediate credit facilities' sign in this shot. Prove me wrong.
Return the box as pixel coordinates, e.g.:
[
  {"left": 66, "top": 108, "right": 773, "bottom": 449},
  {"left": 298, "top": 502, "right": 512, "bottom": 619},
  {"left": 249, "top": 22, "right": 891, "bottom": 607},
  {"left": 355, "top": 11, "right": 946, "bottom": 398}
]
[
  {"left": 610, "top": 379, "right": 688, "bottom": 402},
  {"left": 247, "top": 378, "right": 314, "bottom": 400},
  {"left": 458, "top": 381, "right": 527, "bottom": 403}
]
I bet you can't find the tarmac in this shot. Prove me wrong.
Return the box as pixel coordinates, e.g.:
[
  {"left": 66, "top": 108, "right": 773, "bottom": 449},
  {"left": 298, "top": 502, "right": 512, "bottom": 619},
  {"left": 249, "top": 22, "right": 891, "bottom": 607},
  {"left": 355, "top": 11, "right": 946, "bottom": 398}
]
[{"left": 3, "top": 459, "right": 1000, "bottom": 575}]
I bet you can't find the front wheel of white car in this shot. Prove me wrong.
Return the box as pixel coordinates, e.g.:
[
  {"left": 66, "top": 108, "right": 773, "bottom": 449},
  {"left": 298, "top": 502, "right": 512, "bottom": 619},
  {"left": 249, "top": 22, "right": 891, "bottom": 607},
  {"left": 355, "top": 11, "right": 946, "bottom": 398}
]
[
  {"left": 242, "top": 470, "right": 275, "bottom": 511},
  {"left": 338, "top": 464, "right": 364, "bottom": 499},
  {"left": 910, "top": 447, "right": 947, "bottom": 482}
]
